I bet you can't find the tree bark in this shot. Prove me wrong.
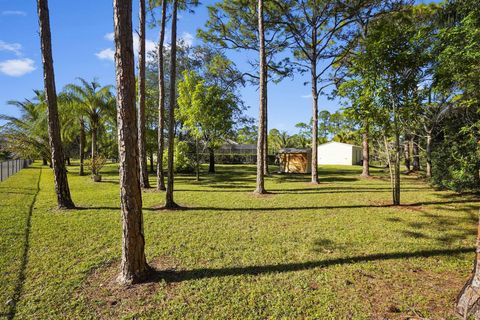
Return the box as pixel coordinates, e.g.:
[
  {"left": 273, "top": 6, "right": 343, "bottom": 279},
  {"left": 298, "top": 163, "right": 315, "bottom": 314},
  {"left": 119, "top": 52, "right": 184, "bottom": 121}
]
[
  {"left": 79, "top": 117, "right": 85, "bottom": 176},
  {"left": 412, "top": 135, "right": 420, "bottom": 171},
  {"left": 156, "top": 0, "right": 167, "bottom": 191},
  {"left": 165, "top": 0, "right": 178, "bottom": 208},
  {"left": 195, "top": 137, "right": 200, "bottom": 181},
  {"left": 263, "top": 89, "right": 269, "bottom": 175},
  {"left": 394, "top": 131, "right": 401, "bottom": 205},
  {"left": 403, "top": 135, "right": 411, "bottom": 172},
  {"left": 42, "top": 157, "right": 48, "bottom": 166},
  {"left": 310, "top": 61, "right": 319, "bottom": 184},
  {"left": 137, "top": 0, "right": 150, "bottom": 188},
  {"left": 456, "top": 218, "right": 480, "bottom": 318},
  {"left": 361, "top": 121, "right": 370, "bottom": 177},
  {"left": 426, "top": 132, "right": 432, "bottom": 178},
  {"left": 208, "top": 147, "right": 215, "bottom": 173},
  {"left": 149, "top": 150, "right": 154, "bottom": 173},
  {"left": 91, "top": 125, "right": 97, "bottom": 174},
  {"left": 113, "top": 0, "right": 149, "bottom": 285},
  {"left": 254, "top": 0, "right": 267, "bottom": 194},
  {"left": 37, "top": 0, "right": 75, "bottom": 209}
]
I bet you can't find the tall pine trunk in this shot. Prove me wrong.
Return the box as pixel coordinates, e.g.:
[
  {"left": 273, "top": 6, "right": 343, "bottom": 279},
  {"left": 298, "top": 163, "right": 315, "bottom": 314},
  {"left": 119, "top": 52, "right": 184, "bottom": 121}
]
[
  {"left": 412, "top": 135, "right": 420, "bottom": 171},
  {"left": 456, "top": 218, "right": 480, "bottom": 318},
  {"left": 310, "top": 59, "right": 319, "bottom": 184},
  {"left": 165, "top": 0, "right": 178, "bottom": 208},
  {"left": 113, "top": 0, "right": 149, "bottom": 284},
  {"left": 208, "top": 147, "right": 215, "bottom": 173},
  {"left": 137, "top": 0, "right": 150, "bottom": 188},
  {"left": 426, "top": 132, "right": 432, "bottom": 178},
  {"left": 403, "top": 135, "right": 411, "bottom": 172},
  {"left": 393, "top": 131, "right": 401, "bottom": 205},
  {"left": 156, "top": 0, "right": 167, "bottom": 191},
  {"left": 79, "top": 117, "right": 85, "bottom": 176},
  {"left": 255, "top": 0, "right": 267, "bottom": 194},
  {"left": 361, "top": 121, "right": 370, "bottom": 177},
  {"left": 263, "top": 91, "right": 268, "bottom": 175},
  {"left": 37, "top": 0, "right": 75, "bottom": 209},
  {"left": 149, "top": 150, "right": 154, "bottom": 173}
]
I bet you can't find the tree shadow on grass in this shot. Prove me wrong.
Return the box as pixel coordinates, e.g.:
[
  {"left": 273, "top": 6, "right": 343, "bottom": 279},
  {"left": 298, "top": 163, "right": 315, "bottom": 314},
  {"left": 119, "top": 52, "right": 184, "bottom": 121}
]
[
  {"left": 145, "top": 247, "right": 473, "bottom": 284},
  {"left": 74, "top": 198, "right": 480, "bottom": 213},
  {"left": 4, "top": 169, "right": 42, "bottom": 320}
]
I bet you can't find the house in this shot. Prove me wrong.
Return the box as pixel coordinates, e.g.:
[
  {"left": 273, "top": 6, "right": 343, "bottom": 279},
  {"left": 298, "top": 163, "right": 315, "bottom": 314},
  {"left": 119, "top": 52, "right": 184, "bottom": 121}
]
[
  {"left": 317, "top": 141, "right": 362, "bottom": 166},
  {"left": 278, "top": 148, "right": 312, "bottom": 173}
]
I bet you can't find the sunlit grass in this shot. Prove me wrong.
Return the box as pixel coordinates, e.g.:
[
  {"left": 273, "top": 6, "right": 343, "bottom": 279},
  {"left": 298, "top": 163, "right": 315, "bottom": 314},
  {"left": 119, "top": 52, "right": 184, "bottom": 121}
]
[{"left": 1, "top": 161, "right": 478, "bottom": 319}]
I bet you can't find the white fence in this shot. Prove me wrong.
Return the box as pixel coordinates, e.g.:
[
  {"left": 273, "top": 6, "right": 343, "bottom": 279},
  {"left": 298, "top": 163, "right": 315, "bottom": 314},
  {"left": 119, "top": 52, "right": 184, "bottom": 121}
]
[{"left": 0, "top": 159, "right": 33, "bottom": 182}]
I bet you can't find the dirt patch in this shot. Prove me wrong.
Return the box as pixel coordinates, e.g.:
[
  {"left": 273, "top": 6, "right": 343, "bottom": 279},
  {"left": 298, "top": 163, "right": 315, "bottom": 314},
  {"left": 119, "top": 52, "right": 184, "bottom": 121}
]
[
  {"left": 339, "top": 266, "right": 466, "bottom": 319},
  {"left": 78, "top": 256, "right": 181, "bottom": 319}
]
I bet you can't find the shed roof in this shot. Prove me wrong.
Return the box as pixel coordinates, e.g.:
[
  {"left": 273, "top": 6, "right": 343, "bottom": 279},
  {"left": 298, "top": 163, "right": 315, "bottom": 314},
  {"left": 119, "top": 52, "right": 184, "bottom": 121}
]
[{"left": 318, "top": 141, "right": 361, "bottom": 149}]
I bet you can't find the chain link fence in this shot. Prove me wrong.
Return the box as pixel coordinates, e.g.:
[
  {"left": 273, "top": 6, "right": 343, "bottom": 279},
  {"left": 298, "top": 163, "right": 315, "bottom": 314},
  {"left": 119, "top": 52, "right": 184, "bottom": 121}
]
[{"left": 0, "top": 159, "right": 33, "bottom": 182}]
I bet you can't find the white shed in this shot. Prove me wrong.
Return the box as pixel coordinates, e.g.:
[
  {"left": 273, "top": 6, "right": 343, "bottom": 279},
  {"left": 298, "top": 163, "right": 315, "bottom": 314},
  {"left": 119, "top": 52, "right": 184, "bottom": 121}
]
[{"left": 317, "top": 141, "right": 363, "bottom": 165}]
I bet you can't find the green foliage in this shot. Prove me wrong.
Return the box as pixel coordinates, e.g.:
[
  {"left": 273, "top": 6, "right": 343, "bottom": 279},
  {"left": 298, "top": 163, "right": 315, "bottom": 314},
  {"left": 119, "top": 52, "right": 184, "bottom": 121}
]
[{"left": 178, "top": 70, "right": 238, "bottom": 150}]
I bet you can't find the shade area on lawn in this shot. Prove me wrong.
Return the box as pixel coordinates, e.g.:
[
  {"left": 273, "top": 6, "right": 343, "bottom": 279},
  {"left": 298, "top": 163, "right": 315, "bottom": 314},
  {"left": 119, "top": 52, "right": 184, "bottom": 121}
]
[{"left": 1, "top": 161, "right": 479, "bottom": 319}]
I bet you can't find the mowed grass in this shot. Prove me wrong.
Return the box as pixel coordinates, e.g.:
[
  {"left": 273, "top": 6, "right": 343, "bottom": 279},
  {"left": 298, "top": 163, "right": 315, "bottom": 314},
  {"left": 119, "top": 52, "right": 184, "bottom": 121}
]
[{"left": 1, "top": 161, "right": 479, "bottom": 319}]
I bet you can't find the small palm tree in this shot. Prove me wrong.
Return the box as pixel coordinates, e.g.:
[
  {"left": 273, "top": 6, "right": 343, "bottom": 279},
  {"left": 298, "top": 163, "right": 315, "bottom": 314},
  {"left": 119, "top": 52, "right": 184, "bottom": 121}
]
[
  {"left": 64, "top": 78, "right": 114, "bottom": 175},
  {"left": 1, "top": 90, "right": 50, "bottom": 162}
]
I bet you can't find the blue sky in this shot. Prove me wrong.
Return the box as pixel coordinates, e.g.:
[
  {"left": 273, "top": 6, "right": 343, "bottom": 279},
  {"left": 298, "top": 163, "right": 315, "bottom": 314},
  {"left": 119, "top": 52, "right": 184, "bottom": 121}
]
[{"left": 0, "top": 0, "right": 436, "bottom": 134}]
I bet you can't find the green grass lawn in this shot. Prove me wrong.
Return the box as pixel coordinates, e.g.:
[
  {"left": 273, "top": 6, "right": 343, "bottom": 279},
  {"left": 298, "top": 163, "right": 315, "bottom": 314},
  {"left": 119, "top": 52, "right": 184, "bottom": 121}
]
[{"left": 1, "top": 162, "right": 479, "bottom": 319}]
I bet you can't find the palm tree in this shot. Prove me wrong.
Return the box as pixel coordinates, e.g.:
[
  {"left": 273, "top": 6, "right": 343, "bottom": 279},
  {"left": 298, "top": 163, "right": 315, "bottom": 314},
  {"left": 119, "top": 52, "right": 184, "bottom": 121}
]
[
  {"left": 64, "top": 78, "right": 114, "bottom": 175},
  {"left": 37, "top": 0, "right": 75, "bottom": 209},
  {"left": 1, "top": 91, "right": 50, "bottom": 162},
  {"left": 113, "top": 0, "right": 149, "bottom": 284}
]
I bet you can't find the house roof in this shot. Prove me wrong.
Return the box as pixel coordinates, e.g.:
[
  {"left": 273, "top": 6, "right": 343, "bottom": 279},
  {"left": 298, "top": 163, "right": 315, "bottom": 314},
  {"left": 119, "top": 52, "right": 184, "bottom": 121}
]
[
  {"left": 278, "top": 148, "right": 312, "bottom": 154},
  {"left": 318, "top": 141, "right": 361, "bottom": 148}
]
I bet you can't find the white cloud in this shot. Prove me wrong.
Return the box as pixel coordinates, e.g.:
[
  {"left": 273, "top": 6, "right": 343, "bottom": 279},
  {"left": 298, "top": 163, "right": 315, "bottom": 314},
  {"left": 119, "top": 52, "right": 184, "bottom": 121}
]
[
  {"left": 0, "top": 40, "right": 22, "bottom": 56},
  {"left": 95, "top": 48, "right": 115, "bottom": 61},
  {"left": 104, "top": 32, "right": 114, "bottom": 41},
  {"left": 97, "top": 32, "right": 157, "bottom": 62},
  {"left": 2, "top": 10, "right": 26, "bottom": 16},
  {"left": 179, "top": 32, "right": 194, "bottom": 46},
  {"left": 301, "top": 94, "right": 312, "bottom": 99},
  {"left": 132, "top": 33, "right": 157, "bottom": 55},
  {"left": 0, "top": 58, "right": 35, "bottom": 76}
]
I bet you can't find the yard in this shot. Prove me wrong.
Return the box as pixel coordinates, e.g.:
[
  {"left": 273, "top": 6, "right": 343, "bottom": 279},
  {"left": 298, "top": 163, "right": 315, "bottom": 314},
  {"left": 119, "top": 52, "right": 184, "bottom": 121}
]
[{"left": 1, "top": 162, "right": 479, "bottom": 319}]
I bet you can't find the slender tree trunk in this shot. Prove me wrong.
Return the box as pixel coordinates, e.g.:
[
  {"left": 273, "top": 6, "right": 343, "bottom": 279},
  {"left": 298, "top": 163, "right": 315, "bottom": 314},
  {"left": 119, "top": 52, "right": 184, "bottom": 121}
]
[
  {"left": 137, "top": 0, "right": 150, "bottom": 188},
  {"left": 156, "top": 0, "right": 167, "bottom": 191},
  {"left": 42, "top": 157, "right": 48, "bottom": 166},
  {"left": 149, "top": 150, "right": 154, "bottom": 173},
  {"left": 195, "top": 137, "right": 200, "bottom": 181},
  {"left": 456, "top": 218, "right": 480, "bottom": 318},
  {"left": 394, "top": 131, "right": 401, "bottom": 205},
  {"left": 79, "top": 117, "right": 85, "bottom": 176},
  {"left": 66, "top": 157, "right": 71, "bottom": 166},
  {"left": 165, "top": 0, "right": 178, "bottom": 208},
  {"left": 263, "top": 89, "right": 269, "bottom": 175},
  {"left": 37, "top": 0, "right": 75, "bottom": 209},
  {"left": 412, "top": 135, "right": 420, "bottom": 171},
  {"left": 254, "top": 0, "right": 267, "bottom": 194},
  {"left": 403, "top": 135, "right": 411, "bottom": 172},
  {"left": 91, "top": 125, "right": 97, "bottom": 174},
  {"left": 113, "top": 0, "right": 149, "bottom": 285},
  {"left": 426, "top": 132, "right": 432, "bottom": 178},
  {"left": 208, "top": 147, "right": 215, "bottom": 173},
  {"left": 361, "top": 121, "right": 370, "bottom": 177},
  {"left": 310, "top": 60, "right": 319, "bottom": 184}
]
